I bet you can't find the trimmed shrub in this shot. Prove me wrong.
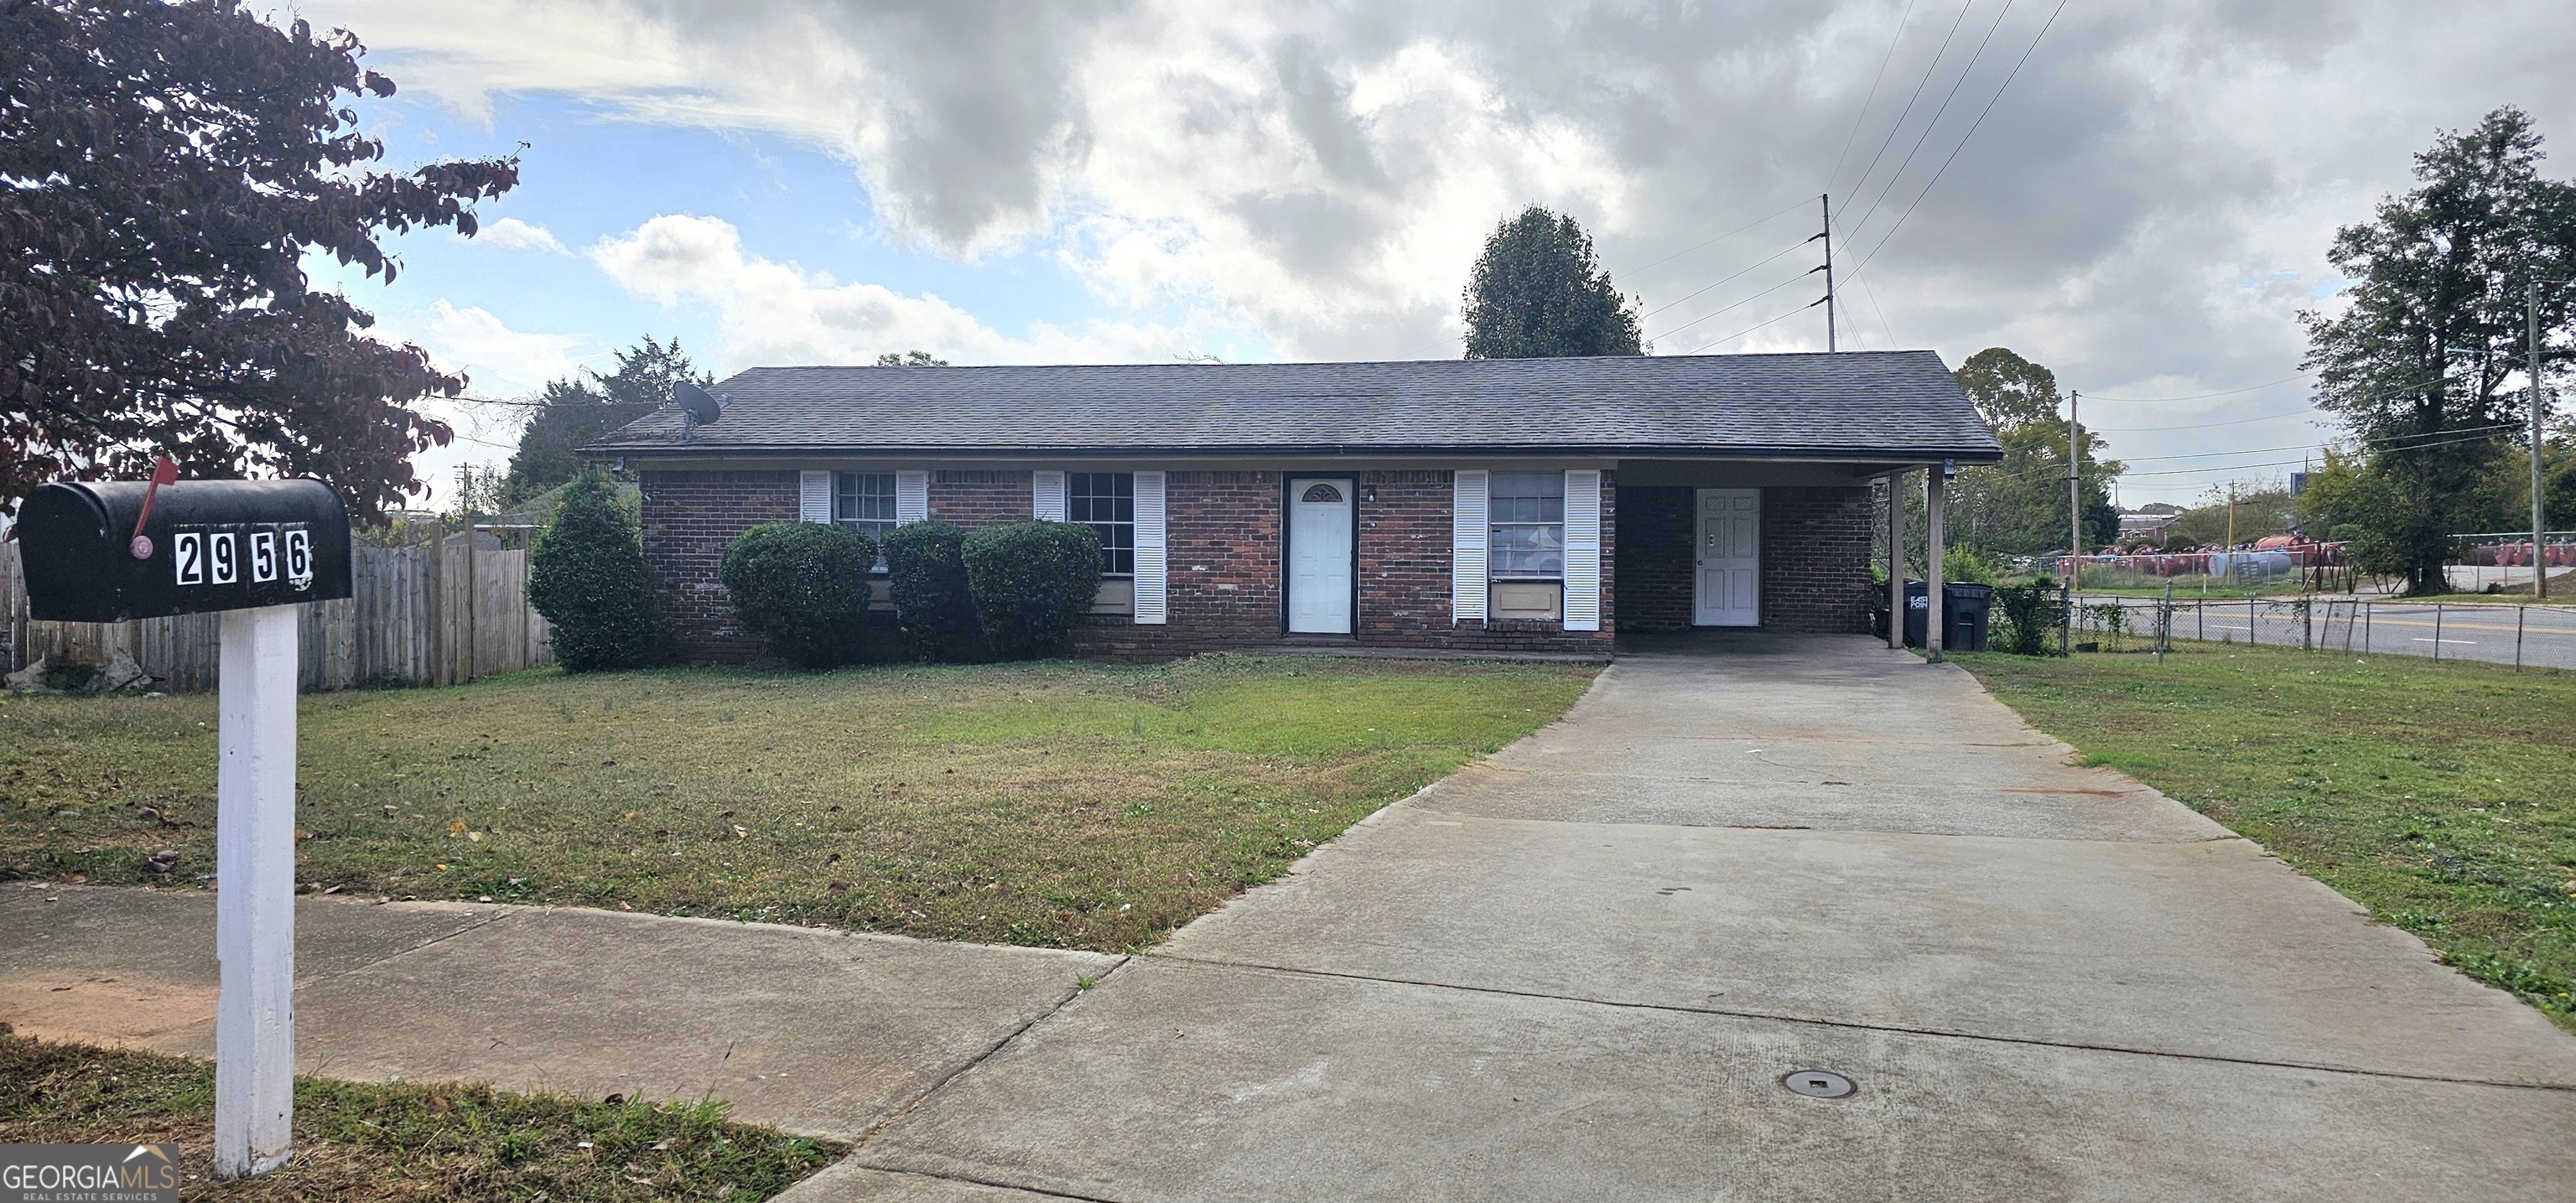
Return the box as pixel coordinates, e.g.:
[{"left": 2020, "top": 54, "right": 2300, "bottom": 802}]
[
  {"left": 719, "top": 522, "right": 877, "bottom": 668},
  {"left": 1993, "top": 576, "right": 2068, "bottom": 656},
  {"left": 883, "top": 520, "right": 975, "bottom": 661},
  {"left": 961, "top": 521, "right": 1103, "bottom": 659},
  {"left": 527, "top": 465, "right": 658, "bottom": 672}
]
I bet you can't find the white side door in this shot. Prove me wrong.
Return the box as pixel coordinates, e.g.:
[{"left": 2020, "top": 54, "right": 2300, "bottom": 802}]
[
  {"left": 1287, "top": 478, "right": 1355, "bottom": 634},
  {"left": 1695, "top": 488, "right": 1760, "bottom": 626}
]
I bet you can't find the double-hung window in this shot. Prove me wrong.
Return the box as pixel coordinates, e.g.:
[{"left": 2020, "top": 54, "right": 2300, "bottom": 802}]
[
  {"left": 1070, "top": 471, "right": 1135, "bottom": 577},
  {"left": 834, "top": 471, "right": 898, "bottom": 569},
  {"left": 1488, "top": 471, "right": 1566, "bottom": 579}
]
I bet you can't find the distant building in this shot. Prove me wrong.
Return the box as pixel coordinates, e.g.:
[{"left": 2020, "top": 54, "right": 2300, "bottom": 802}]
[{"left": 2119, "top": 511, "right": 2179, "bottom": 542}]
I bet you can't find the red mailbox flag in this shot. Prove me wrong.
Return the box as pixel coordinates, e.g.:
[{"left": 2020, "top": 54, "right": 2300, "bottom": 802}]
[{"left": 129, "top": 456, "right": 180, "bottom": 560}]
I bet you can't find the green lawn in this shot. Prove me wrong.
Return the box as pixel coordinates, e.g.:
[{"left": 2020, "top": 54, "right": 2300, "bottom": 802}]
[
  {"left": 1, "top": 1035, "right": 837, "bottom": 1200},
  {"left": 0, "top": 654, "right": 1595, "bottom": 952},
  {"left": 1955, "top": 645, "right": 2576, "bottom": 1029}
]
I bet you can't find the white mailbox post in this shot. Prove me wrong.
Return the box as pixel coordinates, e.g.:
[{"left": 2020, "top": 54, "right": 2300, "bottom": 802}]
[{"left": 15, "top": 474, "right": 353, "bottom": 1180}]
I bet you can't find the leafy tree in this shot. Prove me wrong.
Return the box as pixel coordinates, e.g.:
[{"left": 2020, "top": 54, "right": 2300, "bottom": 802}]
[
  {"left": 1940, "top": 349, "right": 2122, "bottom": 557},
  {"left": 0, "top": 1, "right": 518, "bottom": 518},
  {"left": 874, "top": 350, "right": 950, "bottom": 366},
  {"left": 527, "top": 465, "right": 657, "bottom": 671},
  {"left": 1462, "top": 207, "right": 1643, "bottom": 358},
  {"left": 502, "top": 337, "right": 711, "bottom": 504},
  {"left": 2168, "top": 483, "right": 2297, "bottom": 548},
  {"left": 719, "top": 523, "right": 876, "bottom": 668},
  {"left": 2302, "top": 106, "right": 2576, "bottom": 591}
]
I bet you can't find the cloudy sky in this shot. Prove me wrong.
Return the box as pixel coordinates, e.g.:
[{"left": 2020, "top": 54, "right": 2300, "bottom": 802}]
[{"left": 293, "top": 0, "right": 2576, "bottom": 505}]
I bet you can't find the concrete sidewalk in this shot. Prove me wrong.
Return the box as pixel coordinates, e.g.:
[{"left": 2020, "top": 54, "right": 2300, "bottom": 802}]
[
  {"left": 1, "top": 885, "right": 1118, "bottom": 1140},
  {"left": 807, "top": 635, "right": 2576, "bottom": 1201}
]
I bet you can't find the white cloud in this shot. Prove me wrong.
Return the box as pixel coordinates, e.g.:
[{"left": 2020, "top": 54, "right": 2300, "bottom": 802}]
[
  {"left": 382, "top": 299, "right": 590, "bottom": 397},
  {"left": 588, "top": 214, "right": 1214, "bottom": 366},
  {"left": 362, "top": 301, "right": 595, "bottom": 499},
  {"left": 314, "top": 0, "right": 2576, "bottom": 495},
  {"left": 470, "top": 216, "right": 571, "bottom": 255}
]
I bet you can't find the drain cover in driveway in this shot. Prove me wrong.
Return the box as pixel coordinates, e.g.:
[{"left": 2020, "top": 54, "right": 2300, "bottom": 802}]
[{"left": 1781, "top": 1070, "right": 1856, "bottom": 1099}]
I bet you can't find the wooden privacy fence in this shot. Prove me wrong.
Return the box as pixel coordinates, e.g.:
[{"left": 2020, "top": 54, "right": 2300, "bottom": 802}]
[{"left": 1, "top": 531, "right": 553, "bottom": 692}]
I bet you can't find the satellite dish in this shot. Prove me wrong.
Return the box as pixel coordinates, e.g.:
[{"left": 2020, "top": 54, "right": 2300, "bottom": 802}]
[{"left": 676, "top": 381, "right": 724, "bottom": 426}]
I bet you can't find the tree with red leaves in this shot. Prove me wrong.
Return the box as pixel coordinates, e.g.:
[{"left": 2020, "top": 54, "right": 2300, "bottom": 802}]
[{"left": 0, "top": 0, "right": 520, "bottom": 520}]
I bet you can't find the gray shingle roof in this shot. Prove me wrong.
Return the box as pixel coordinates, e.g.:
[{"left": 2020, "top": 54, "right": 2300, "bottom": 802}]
[{"left": 588, "top": 350, "right": 1999, "bottom": 461}]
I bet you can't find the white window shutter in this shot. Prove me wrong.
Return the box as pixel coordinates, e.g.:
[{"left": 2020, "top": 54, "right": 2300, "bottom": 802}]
[
  {"left": 896, "top": 470, "right": 928, "bottom": 525},
  {"left": 799, "top": 471, "right": 833, "bottom": 523},
  {"left": 1134, "top": 471, "right": 1167, "bottom": 625},
  {"left": 1033, "top": 470, "right": 1067, "bottom": 521},
  {"left": 1452, "top": 469, "right": 1488, "bottom": 624},
  {"left": 1563, "top": 469, "right": 1602, "bottom": 631}
]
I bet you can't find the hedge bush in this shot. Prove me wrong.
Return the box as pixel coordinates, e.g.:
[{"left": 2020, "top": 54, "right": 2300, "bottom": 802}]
[
  {"left": 883, "top": 520, "right": 975, "bottom": 661},
  {"left": 961, "top": 521, "right": 1103, "bottom": 659},
  {"left": 526, "top": 465, "right": 657, "bottom": 672},
  {"left": 718, "top": 522, "right": 876, "bottom": 668}
]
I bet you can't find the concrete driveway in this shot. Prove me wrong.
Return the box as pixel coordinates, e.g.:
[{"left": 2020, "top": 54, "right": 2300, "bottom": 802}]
[{"left": 807, "top": 635, "right": 2576, "bottom": 1201}]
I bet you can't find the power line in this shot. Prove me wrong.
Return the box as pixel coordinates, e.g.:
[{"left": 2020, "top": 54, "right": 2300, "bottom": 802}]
[
  {"left": 1613, "top": 198, "right": 1812, "bottom": 281},
  {"left": 1841, "top": 0, "right": 2070, "bottom": 287},
  {"left": 1647, "top": 269, "right": 1815, "bottom": 344},
  {"left": 1638, "top": 238, "right": 1809, "bottom": 322},
  {"left": 1840, "top": 0, "right": 2016, "bottom": 251},
  {"left": 1840, "top": 0, "right": 1975, "bottom": 230},
  {"left": 1688, "top": 296, "right": 1828, "bottom": 354},
  {"left": 2080, "top": 373, "right": 2311, "bottom": 402},
  {"left": 2095, "top": 408, "right": 2320, "bottom": 433},
  {"left": 1825, "top": 0, "right": 1924, "bottom": 200}
]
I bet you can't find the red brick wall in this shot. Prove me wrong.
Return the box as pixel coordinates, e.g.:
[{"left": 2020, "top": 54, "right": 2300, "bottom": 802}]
[
  {"left": 1067, "top": 470, "right": 1280, "bottom": 656},
  {"left": 642, "top": 464, "right": 1625, "bottom": 661},
  {"left": 639, "top": 469, "right": 798, "bottom": 661},
  {"left": 1761, "top": 485, "right": 1874, "bottom": 634},
  {"left": 1614, "top": 484, "right": 1873, "bottom": 634},
  {"left": 1353, "top": 469, "right": 1614, "bottom": 654},
  {"left": 1614, "top": 485, "right": 1695, "bottom": 633},
  {"left": 929, "top": 469, "right": 1031, "bottom": 528}
]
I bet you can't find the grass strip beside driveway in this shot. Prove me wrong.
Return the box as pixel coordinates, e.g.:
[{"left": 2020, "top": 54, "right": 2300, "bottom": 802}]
[
  {"left": 1, "top": 1034, "right": 838, "bottom": 1200},
  {"left": 1956, "top": 645, "right": 2576, "bottom": 1029},
  {"left": 2, "top": 654, "right": 1594, "bottom": 952}
]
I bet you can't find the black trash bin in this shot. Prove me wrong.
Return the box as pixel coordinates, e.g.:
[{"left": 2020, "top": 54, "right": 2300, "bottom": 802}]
[{"left": 1903, "top": 580, "right": 1994, "bottom": 651}]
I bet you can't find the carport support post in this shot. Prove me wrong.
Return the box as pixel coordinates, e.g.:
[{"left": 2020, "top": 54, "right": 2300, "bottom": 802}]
[
  {"left": 216, "top": 604, "right": 298, "bottom": 1179},
  {"left": 1886, "top": 469, "right": 1906, "bottom": 650},
  {"left": 1925, "top": 464, "right": 1948, "bottom": 662}
]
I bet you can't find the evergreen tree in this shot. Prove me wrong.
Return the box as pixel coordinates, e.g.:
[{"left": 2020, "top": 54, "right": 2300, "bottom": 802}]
[
  {"left": 503, "top": 337, "right": 713, "bottom": 504},
  {"left": 527, "top": 465, "right": 657, "bottom": 671},
  {"left": 1462, "top": 207, "right": 1643, "bottom": 358}
]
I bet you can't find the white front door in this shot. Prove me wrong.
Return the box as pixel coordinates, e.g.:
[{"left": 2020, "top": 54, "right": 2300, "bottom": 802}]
[
  {"left": 1287, "top": 478, "right": 1355, "bottom": 634},
  {"left": 1695, "top": 488, "right": 1759, "bottom": 626}
]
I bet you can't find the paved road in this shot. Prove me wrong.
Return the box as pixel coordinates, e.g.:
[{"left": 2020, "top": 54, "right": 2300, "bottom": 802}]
[
  {"left": 2077, "top": 593, "right": 2576, "bottom": 671},
  {"left": 796, "top": 635, "right": 2576, "bottom": 1201}
]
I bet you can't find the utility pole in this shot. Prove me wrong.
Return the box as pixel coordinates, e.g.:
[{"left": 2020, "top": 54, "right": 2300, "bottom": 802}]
[
  {"left": 2532, "top": 279, "right": 2550, "bottom": 600},
  {"left": 1810, "top": 194, "right": 1837, "bottom": 352},
  {"left": 2067, "top": 390, "right": 2081, "bottom": 590}
]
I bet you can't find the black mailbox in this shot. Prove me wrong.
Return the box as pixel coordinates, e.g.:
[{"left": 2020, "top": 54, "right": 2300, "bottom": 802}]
[{"left": 17, "top": 479, "right": 353, "bottom": 622}]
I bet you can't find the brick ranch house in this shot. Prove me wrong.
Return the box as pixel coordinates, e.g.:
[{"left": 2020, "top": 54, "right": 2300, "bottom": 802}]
[{"left": 587, "top": 351, "right": 1999, "bottom": 661}]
